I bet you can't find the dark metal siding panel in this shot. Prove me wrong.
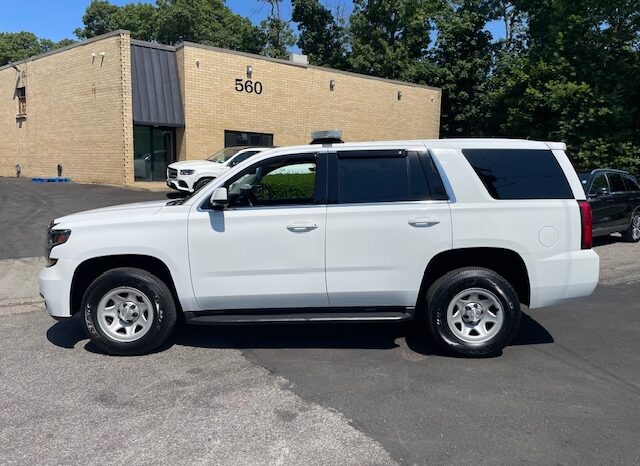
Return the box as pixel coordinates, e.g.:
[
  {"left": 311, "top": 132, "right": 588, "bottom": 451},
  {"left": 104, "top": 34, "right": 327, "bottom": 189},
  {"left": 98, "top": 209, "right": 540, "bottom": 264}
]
[{"left": 131, "top": 44, "right": 184, "bottom": 127}]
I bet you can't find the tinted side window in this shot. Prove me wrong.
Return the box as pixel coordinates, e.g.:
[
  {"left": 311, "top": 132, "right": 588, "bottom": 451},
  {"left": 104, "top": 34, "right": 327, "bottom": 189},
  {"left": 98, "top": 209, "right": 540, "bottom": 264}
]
[
  {"left": 462, "top": 149, "right": 573, "bottom": 200},
  {"left": 624, "top": 175, "right": 640, "bottom": 192},
  {"left": 337, "top": 156, "right": 409, "bottom": 203},
  {"left": 590, "top": 174, "right": 609, "bottom": 195},
  {"left": 608, "top": 173, "right": 626, "bottom": 192}
]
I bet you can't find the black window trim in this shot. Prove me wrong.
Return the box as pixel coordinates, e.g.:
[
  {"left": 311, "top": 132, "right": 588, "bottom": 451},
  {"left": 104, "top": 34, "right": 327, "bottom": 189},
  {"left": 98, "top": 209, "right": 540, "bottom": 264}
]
[{"left": 199, "top": 152, "right": 325, "bottom": 211}]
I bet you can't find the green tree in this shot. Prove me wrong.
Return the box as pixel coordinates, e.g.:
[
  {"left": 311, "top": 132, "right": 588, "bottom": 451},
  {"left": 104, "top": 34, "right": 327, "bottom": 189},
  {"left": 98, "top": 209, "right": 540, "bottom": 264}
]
[
  {"left": 259, "top": 0, "right": 295, "bottom": 58},
  {"left": 414, "top": 0, "right": 495, "bottom": 136},
  {"left": 156, "top": 0, "right": 264, "bottom": 52},
  {"left": 0, "top": 32, "right": 75, "bottom": 67},
  {"left": 75, "top": 0, "right": 157, "bottom": 41},
  {"left": 348, "top": 0, "right": 442, "bottom": 80},
  {"left": 74, "top": 0, "right": 119, "bottom": 39},
  {"left": 487, "top": 0, "right": 640, "bottom": 173},
  {"left": 291, "top": 0, "right": 349, "bottom": 67}
]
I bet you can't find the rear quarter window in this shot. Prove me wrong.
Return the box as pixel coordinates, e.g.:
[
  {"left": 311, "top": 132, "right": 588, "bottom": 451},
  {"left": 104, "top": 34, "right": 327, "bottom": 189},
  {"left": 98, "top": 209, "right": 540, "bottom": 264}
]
[{"left": 462, "top": 149, "right": 574, "bottom": 200}]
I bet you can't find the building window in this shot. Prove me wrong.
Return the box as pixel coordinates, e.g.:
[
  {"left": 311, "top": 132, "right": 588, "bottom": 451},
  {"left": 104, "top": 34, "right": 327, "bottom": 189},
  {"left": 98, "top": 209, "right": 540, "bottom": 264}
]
[
  {"left": 224, "top": 130, "right": 273, "bottom": 148},
  {"left": 134, "top": 125, "right": 176, "bottom": 181},
  {"left": 16, "top": 86, "right": 26, "bottom": 116}
]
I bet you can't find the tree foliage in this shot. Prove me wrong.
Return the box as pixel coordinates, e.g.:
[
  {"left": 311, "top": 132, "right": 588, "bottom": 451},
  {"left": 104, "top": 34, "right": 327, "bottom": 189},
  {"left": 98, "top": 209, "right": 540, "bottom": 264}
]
[
  {"left": 259, "top": 0, "right": 296, "bottom": 59},
  {"left": 3, "top": 0, "right": 639, "bottom": 173},
  {"left": 348, "top": 0, "right": 441, "bottom": 80},
  {"left": 0, "top": 32, "right": 74, "bottom": 67},
  {"left": 291, "top": 0, "right": 348, "bottom": 67}
]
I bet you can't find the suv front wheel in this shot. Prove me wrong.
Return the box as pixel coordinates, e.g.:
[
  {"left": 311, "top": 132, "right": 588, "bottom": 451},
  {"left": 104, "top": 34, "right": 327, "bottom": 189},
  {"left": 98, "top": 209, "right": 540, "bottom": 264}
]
[
  {"left": 81, "top": 268, "right": 178, "bottom": 355},
  {"left": 425, "top": 267, "right": 521, "bottom": 357}
]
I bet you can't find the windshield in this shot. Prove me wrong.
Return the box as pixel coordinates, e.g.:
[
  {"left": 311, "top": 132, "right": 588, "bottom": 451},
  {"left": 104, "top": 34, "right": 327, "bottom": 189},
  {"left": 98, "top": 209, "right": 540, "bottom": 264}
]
[{"left": 206, "top": 147, "right": 248, "bottom": 163}]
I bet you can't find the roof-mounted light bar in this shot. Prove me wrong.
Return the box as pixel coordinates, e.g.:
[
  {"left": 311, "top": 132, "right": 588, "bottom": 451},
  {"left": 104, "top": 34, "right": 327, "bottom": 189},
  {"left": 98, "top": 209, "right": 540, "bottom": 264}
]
[{"left": 310, "top": 130, "right": 344, "bottom": 145}]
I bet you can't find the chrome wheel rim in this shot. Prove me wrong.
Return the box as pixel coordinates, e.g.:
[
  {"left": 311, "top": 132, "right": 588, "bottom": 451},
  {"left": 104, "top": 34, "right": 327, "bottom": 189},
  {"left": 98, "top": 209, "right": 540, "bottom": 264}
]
[
  {"left": 632, "top": 214, "right": 640, "bottom": 241},
  {"left": 96, "top": 287, "right": 155, "bottom": 343},
  {"left": 446, "top": 288, "right": 504, "bottom": 344}
]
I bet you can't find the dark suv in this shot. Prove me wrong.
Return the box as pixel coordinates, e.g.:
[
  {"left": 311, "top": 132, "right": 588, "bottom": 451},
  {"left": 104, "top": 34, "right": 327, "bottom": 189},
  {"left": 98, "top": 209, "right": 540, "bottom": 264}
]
[{"left": 579, "top": 169, "right": 640, "bottom": 242}]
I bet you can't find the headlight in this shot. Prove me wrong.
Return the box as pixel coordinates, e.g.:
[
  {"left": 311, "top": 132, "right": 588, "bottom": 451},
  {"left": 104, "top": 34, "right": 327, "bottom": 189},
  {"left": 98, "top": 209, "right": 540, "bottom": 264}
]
[
  {"left": 180, "top": 169, "right": 196, "bottom": 175},
  {"left": 46, "top": 227, "right": 71, "bottom": 266}
]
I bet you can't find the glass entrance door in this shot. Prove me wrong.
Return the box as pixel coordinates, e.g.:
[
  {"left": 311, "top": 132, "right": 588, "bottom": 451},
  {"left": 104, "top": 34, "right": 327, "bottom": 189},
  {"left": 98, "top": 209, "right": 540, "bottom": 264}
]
[{"left": 134, "top": 126, "right": 176, "bottom": 181}]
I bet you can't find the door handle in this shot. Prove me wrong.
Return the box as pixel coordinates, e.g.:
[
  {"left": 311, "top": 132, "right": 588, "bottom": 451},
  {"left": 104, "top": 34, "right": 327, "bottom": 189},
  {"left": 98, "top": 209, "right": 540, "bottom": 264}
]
[
  {"left": 408, "top": 217, "right": 440, "bottom": 227},
  {"left": 287, "top": 222, "right": 318, "bottom": 232}
]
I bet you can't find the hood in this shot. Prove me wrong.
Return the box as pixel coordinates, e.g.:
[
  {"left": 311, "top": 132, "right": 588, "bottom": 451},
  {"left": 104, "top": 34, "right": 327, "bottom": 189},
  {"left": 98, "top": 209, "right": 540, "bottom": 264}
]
[
  {"left": 168, "top": 160, "right": 224, "bottom": 171},
  {"left": 53, "top": 200, "right": 169, "bottom": 227}
]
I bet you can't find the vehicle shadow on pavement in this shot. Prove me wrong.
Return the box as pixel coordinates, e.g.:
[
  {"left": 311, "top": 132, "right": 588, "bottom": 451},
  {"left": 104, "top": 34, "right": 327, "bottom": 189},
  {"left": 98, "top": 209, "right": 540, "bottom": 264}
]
[
  {"left": 46, "top": 312, "right": 553, "bottom": 356},
  {"left": 593, "top": 234, "right": 622, "bottom": 246}
]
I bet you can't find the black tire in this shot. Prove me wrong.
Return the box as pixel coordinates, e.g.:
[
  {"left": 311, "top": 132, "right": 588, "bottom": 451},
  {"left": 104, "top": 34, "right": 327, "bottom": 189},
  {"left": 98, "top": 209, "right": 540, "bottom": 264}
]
[
  {"left": 193, "top": 177, "right": 213, "bottom": 192},
  {"left": 621, "top": 210, "right": 640, "bottom": 243},
  {"left": 81, "top": 267, "right": 178, "bottom": 355},
  {"left": 424, "top": 267, "right": 521, "bottom": 357}
]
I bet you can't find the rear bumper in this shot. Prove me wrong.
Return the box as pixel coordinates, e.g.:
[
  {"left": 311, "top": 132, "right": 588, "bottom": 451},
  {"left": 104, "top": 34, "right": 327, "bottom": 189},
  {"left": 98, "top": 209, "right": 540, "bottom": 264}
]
[
  {"left": 529, "top": 249, "right": 599, "bottom": 309},
  {"left": 38, "top": 259, "right": 77, "bottom": 318}
]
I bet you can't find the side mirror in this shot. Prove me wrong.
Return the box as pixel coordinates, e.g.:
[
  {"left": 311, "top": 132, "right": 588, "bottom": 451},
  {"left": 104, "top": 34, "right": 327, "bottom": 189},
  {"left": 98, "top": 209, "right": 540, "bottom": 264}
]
[
  {"left": 210, "top": 187, "right": 229, "bottom": 210},
  {"left": 596, "top": 187, "right": 609, "bottom": 197}
]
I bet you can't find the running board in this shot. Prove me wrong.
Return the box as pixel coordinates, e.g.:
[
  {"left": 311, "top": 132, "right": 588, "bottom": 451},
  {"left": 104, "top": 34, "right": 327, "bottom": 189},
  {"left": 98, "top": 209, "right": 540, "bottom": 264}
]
[{"left": 185, "top": 308, "right": 414, "bottom": 325}]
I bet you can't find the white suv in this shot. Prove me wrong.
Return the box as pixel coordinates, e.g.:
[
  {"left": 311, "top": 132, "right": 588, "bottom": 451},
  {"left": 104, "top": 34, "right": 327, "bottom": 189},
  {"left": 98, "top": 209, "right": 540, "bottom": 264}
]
[
  {"left": 166, "top": 146, "right": 268, "bottom": 192},
  {"left": 40, "top": 139, "right": 599, "bottom": 357}
]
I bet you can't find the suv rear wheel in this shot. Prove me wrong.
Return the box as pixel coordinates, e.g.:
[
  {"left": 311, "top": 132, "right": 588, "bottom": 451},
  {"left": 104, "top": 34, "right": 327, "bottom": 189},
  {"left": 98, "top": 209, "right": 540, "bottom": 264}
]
[
  {"left": 81, "top": 267, "right": 177, "bottom": 355},
  {"left": 621, "top": 211, "right": 640, "bottom": 243},
  {"left": 425, "top": 267, "right": 521, "bottom": 357}
]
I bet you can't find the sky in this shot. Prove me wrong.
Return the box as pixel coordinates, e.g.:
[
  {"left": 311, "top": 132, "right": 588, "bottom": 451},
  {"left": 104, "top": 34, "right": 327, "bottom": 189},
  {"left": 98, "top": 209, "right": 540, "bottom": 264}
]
[{"left": 0, "top": 0, "right": 501, "bottom": 43}]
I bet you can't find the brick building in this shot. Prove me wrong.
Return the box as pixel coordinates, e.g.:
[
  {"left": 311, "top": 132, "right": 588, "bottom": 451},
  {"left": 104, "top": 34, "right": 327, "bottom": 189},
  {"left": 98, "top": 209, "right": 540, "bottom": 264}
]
[{"left": 0, "top": 30, "right": 441, "bottom": 186}]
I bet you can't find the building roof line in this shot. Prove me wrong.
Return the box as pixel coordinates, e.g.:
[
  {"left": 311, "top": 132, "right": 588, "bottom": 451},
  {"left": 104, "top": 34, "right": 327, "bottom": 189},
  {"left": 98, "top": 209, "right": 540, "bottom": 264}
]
[
  {"left": 175, "top": 41, "right": 441, "bottom": 92},
  {"left": 0, "top": 30, "right": 441, "bottom": 92},
  {"left": 130, "top": 39, "right": 177, "bottom": 52},
  {"left": 0, "top": 30, "right": 130, "bottom": 73}
]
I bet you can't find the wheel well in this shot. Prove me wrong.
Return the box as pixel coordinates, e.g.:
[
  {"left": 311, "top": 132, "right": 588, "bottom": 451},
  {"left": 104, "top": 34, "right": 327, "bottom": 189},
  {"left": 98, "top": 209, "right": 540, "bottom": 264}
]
[
  {"left": 70, "top": 255, "right": 181, "bottom": 315},
  {"left": 417, "top": 248, "right": 530, "bottom": 310}
]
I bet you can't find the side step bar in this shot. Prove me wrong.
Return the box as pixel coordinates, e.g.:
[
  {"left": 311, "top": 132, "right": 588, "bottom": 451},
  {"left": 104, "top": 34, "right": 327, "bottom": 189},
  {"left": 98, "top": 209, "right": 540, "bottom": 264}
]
[{"left": 185, "top": 308, "right": 414, "bottom": 325}]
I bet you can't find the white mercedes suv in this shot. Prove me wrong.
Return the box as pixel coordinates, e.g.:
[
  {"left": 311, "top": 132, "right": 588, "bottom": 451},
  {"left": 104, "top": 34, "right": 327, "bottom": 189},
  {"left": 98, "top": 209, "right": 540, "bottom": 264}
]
[
  {"left": 40, "top": 139, "right": 599, "bottom": 357},
  {"left": 166, "top": 146, "right": 268, "bottom": 192}
]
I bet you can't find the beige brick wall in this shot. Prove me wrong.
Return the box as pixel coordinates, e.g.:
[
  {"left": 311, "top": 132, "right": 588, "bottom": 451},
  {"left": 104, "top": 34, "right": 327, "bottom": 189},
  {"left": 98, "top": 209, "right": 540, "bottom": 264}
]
[
  {"left": 178, "top": 44, "right": 441, "bottom": 161},
  {"left": 0, "top": 33, "right": 130, "bottom": 184},
  {"left": 0, "top": 32, "right": 441, "bottom": 186}
]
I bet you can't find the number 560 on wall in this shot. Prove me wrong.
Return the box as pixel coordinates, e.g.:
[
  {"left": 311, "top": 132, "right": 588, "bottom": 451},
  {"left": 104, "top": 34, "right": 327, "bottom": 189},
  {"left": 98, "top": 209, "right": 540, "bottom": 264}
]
[{"left": 235, "top": 78, "right": 263, "bottom": 95}]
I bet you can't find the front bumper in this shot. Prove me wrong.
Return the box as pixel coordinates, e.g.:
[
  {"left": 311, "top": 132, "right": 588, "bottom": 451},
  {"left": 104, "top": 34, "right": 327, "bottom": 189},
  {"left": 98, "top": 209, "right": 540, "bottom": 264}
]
[
  {"left": 39, "top": 259, "right": 77, "bottom": 318},
  {"left": 166, "top": 178, "right": 193, "bottom": 192}
]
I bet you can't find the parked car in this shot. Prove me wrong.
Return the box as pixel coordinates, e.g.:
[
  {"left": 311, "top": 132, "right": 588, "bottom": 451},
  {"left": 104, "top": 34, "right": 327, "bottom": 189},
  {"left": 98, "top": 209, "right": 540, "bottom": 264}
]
[
  {"left": 578, "top": 169, "right": 640, "bottom": 242},
  {"left": 40, "top": 139, "right": 599, "bottom": 357},
  {"left": 166, "top": 146, "right": 269, "bottom": 193}
]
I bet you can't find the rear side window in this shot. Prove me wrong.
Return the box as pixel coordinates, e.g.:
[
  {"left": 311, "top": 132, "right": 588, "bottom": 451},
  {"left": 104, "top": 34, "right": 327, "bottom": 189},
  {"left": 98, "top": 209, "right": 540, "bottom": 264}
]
[
  {"left": 590, "top": 174, "right": 609, "bottom": 195},
  {"left": 336, "top": 150, "right": 444, "bottom": 203},
  {"left": 607, "top": 173, "right": 626, "bottom": 192},
  {"left": 462, "top": 149, "right": 573, "bottom": 200},
  {"left": 337, "top": 155, "right": 409, "bottom": 203},
  {"left": 624, "top": 175, "right": 640, "bottom": 191}
]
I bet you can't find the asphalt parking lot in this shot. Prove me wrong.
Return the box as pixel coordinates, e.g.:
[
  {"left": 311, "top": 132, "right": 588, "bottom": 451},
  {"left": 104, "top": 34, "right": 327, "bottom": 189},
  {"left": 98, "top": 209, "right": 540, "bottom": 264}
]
[{"left": 1, "top": 177, "right": 639, "bottom": 465}]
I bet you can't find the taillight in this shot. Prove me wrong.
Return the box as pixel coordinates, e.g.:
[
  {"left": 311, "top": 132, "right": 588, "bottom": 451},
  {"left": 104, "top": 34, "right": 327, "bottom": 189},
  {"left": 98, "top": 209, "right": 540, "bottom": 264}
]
[{"left": 578, "top": 200, "right": 592, "bottom": 249}]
